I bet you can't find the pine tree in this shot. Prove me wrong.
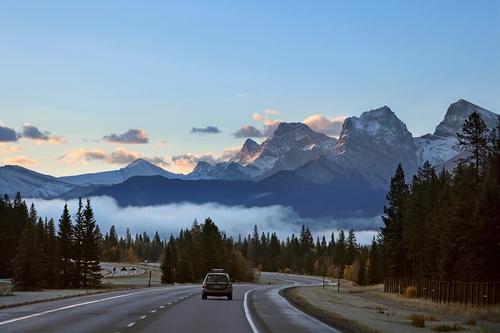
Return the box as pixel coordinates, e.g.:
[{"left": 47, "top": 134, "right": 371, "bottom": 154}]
[
  {"left": 161, "top": 238, "right": 176, "bottom": 284},
  {"left": 44, "top": 218, "right": 59, "bottom": 288},
  {"left": 73, "top": 198, "right": 84, "bottom": 287},
  {"left": 58, "top": 204, "right": 74, "bottom": 288},
  {"left": 367, "top": 237, "right": 383, "bottom": 284},
  {"left": 457, "top": 111, "right": 491, "bottom": 178},
  {"left": 380, "top": 163, "right": 409, "bottom": 278},
  {"left": 346, "top": 229, "right": 358, "bottom": 265},
  {"left": 176, "top": 248, "right": 195, "bottom": 283},
  {"left": 81, "top": 199, "right": 102, "bottom": 287},
  {"left": 12, "top": 220, "right": 43, "bottom": 290}
]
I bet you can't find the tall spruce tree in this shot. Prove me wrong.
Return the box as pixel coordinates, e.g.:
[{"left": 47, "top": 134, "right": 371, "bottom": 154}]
[
  {"left": 58, "top": 204, "right": 74, "bottom": 288},
  {"left": 12, "top": 219, "right": 43, "bottom": 290},
  {"left": 161, "top": 236, "right": 176, "bottom": 284},
  {"left": 81, "top": 199, "right": 102, "bottom": 287},
  {"left": 457, "top": 111, "right": 490, "bottom": 178},
  {"left": 380, "top": 163, "right": 409, "bottom": 278}
]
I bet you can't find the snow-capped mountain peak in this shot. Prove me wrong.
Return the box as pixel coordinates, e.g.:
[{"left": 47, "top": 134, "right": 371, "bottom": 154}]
[
  {"left": 434, "top": 99, "right": 498, "bottom": 138},
  {"left": 415, "top": 99, "right": 498, "bottom": 166},
  {"left": 338, "top": 106, "right": 413, "bottom": 150}
]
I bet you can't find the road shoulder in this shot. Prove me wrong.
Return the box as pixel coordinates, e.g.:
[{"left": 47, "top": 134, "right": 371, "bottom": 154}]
[{"left": 282, "top": 285, "right": 499, "bottom": 333}]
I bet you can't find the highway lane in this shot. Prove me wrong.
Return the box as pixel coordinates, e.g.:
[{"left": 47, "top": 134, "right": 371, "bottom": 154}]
[{"left": 0, "top": 273, "right": 341, "bottom": 333}]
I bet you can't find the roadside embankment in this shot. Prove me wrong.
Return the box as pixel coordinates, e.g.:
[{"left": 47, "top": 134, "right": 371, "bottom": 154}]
[{"left": 283, "top": 283, "right": 500, "bottom": 333}]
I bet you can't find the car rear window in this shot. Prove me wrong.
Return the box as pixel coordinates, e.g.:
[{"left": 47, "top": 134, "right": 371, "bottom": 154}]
[{"left": 205, "top": 274, "right": 229, "bottom": 282}]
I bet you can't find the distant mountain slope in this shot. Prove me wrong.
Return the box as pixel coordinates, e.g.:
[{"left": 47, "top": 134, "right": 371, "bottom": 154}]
[
  {"left": 60, "top": 158, "right": 184, "bottom": 186},
  {"left": 0, "top": 165, "right": 74, "bottom": 199},
  {"left": 89, "top": 175, "right": 386, "bottom": 218},
  {"left": 415, "top": 99, "right": 498, "bottom": 166}
]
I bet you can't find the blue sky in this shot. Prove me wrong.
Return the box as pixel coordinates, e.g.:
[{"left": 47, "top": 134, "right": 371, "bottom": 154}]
[{"left": 0, "top": 0, "right": 499, "bottom": 176}]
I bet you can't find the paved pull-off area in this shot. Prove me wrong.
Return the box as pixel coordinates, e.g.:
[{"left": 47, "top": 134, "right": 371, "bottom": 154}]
[{"left": 0, "top": 273, "right": 341, "bottom": 333}]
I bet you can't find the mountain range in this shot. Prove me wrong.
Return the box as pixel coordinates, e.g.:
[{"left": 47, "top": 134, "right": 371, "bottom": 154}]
[{"left": 1, "top": 99, "right": 497, "bottom": 218}]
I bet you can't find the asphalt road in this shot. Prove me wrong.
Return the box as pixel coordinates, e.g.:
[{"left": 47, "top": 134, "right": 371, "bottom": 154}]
[{"left": 0, "top": 273, "right": 341, "bottom": 333}]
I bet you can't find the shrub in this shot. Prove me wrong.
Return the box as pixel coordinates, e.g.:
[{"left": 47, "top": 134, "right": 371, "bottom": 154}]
[
  {"left": 409, "top": 314, "right": 426, "bottom": 327},
  {"left": 404, "top": 286, "right": 417, "bottom": 298},
  {"left": 463, "top": 319, "right": 476, "bottom": 326},
  {"left": 432, "top": 323, "right": 463, "bottom": 331}
]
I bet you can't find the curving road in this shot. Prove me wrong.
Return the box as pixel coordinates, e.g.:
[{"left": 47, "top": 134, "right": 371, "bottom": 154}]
[{"left": 0, "top": 273, "right": 341, "bottom": 333}]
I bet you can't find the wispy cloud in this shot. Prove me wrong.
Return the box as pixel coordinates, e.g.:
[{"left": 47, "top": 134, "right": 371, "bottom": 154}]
[
  {"left": 233, "top": 125, "right": 264, "bottom": 138},
  {"left": 59, "top": 147, "right": 169, "bottom": 168},
  {"left": 190, "top": 126, "right": 221, "bottom": 135},
  {"left": 103, "top": 129, "right": 149, "bottom": 144},
  {"left": 4, "top": 156, "right": 37, "bottom": 166},
  {"left": 21, "top": 124, "right": 65, "bottom": 144},
  {"left": 264, "top": 108, "right": 281, "bottom": 116},
  {"left": 303, "top": 115, "right": 347, "bottom": 138}
]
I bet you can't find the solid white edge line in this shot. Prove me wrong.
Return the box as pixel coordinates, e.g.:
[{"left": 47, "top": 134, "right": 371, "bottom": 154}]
[
  {"left": 244, "top": 287, "right": 262, "bottom": 333},
  {"left": 0, "top": 288, "right": 166, "bottom": 326},
  {"left": 127, "top": 322, "right": 135, "bottom": 327}
]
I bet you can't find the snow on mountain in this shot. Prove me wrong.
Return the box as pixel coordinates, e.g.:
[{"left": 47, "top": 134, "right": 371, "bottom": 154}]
[
  {"left": 414, "top": 99, "right": 498, "bottom": 166},
  {"left": 60, "top": 158, "right": 184, "bottom": 186},
  {"left": 414, "top": 135, "right": 458, "bottom": 166},
  {"left": 434, "top": 99, "right": 498, "bottom": 137},
  {"left": 189, "top": 122, "right": 337, "bottom": 180},
  {"left": 0, "top": 165, "right": 74, "bottom": 199},
  {"left": 323, "top": 106, "right": 418, "bottom": 189}
]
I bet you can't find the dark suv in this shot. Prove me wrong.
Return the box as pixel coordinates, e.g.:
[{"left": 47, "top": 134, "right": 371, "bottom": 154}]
[{"left": 202, "top": 270, "right": 233, "bottom": 300}]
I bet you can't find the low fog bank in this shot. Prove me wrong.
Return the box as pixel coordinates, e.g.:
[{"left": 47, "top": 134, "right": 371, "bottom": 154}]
[{"left": 29, "top": 196, "right": 381, "bottom": 245}]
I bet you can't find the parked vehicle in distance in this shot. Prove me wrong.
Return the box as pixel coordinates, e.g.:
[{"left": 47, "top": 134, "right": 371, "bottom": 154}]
[
  {"left": 202, "top": 269, "right": 233, "bottom": 300},
  {"left": 120, "top": 266, "right": 127, "bottom": 271},
  {"left": 130, "top": 266, "right": 137, "bottom": 271}
]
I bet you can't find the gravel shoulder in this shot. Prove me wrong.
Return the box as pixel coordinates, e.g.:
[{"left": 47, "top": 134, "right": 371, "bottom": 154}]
[{"left": 283, "top": 283, "right": 500, "bottom": 333}]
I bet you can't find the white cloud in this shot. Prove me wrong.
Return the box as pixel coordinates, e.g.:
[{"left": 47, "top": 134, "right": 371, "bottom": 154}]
[{"left": 303, "top": 115, "right": 347, "bottom": 138}]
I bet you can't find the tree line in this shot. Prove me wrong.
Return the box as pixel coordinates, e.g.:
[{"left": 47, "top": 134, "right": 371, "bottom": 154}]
[
  {"left": 380, "top": 112, "right": 500, "bottom": 281},
  {"left": 160, "top": 221, "right": 374, "bottom": 285},
  {"left": 0, "top": 197, "right": 101, "bottom": 289}
]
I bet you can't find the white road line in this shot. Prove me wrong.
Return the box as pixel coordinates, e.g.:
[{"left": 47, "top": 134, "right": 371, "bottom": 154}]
[
  {"left": 140, "top": 315, "right": 147, "bottom": 320},
  {"left": 127, "top": 322, "right": 135, "bottom": 327},
  {"left": 244, "top": 287, "right": 262, "bottom": 333},
  {"left": 0, "top": 288, "right": 166, "bottom": 326},
  {"left": 167, "top": 302, "right": 172, "bottom": 305},
  {"left": 159, "top": 305, "right": 165, "bottom": 309},
  {"left": 151, "top": 309, "right": 157, "bottom": 313}
]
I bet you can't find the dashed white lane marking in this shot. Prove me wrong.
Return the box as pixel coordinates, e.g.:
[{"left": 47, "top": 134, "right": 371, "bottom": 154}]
[
  {"left": 0, "top": 288, "right": 166, "bottom": 326},
  {"left": 159, "top": 305, "right": 165, "bottom": 309},
  {"left": 167, "top": 302, "right": 172, "bottom": 305},
  {"left": 140, "top": 315, "right": 147, "bottom": 320},
  {"left": 151, "top": 309, "right": 157, "bottom": 313},
  {"left": 127, "top": 322, "right": 135, "bottom": 327},
  {"left": 244, "top": 287, "right": 263, "bottom": 333}
]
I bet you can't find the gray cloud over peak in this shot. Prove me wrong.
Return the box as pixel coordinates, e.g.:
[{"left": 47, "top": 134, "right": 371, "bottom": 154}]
[
  {"left": 103, "top": 129, "right": 149, "bottom": 144},
  {"left": 0, "top": 125, "right": 19, "bottom": 142},
  {"left": 190, "top": 126, "right": 221, "bottom": 135},
  {"left": 234, "top": 125, "right": 264, "bottom": 138}
]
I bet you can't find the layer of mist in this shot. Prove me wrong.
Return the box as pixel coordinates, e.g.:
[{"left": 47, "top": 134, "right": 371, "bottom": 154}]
[{"left": 29, "top": 196, "right": 381, "bottom": 245}]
